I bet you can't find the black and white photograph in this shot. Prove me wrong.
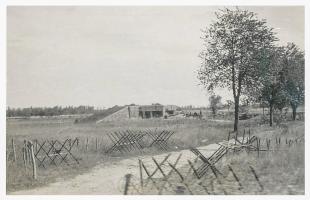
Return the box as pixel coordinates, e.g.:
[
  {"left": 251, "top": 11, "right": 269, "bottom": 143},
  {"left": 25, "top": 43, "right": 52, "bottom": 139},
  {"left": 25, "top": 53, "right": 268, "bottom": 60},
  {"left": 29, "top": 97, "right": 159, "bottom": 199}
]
[{"left": 1, "top": 0, "right": 309, "bottom": 198}]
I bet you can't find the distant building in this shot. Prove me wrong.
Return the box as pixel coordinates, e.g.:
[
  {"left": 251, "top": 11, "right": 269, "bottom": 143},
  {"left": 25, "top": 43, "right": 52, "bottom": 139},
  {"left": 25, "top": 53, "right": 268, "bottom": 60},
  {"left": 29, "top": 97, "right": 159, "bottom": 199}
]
[
  {"left": 138, "top": 105, "right": 164, "bottom": 118},
  {"left": 130, "top": 104, "right": 178, "bottom": 119},
  {"left": 96, "top": 104, "right": 179, "bottom": 123}
]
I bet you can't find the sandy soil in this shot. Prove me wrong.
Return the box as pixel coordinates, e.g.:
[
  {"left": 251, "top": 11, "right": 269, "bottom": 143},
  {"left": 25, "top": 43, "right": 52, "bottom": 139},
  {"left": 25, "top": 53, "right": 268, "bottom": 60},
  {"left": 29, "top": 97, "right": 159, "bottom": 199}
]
[{"left": 9, "top": 143, "right": 220, "bottom": 195}]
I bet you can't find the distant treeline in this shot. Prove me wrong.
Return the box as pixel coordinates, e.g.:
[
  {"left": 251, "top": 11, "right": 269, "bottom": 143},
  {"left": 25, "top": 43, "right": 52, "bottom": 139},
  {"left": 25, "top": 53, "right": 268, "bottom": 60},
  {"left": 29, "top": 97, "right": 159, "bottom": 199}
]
[{"left": 6, "top": 106, "right": 104, "bottom": 117}]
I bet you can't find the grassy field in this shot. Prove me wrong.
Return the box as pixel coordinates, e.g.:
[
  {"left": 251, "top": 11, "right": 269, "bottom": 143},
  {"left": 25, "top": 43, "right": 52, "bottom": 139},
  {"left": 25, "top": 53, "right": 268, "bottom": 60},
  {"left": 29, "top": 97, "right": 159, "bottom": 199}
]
[
  {"left": 134, "top": 121, "right": 304, "bottom": 195},
  {"left": 6, "top": 116, "right": 304, "bottom": 194},
  {"left": 6, "top": 117, "right": 233, "bottom": 192},
  {"left": 220, "top": 121, "right": 305, "bottom": 194}
]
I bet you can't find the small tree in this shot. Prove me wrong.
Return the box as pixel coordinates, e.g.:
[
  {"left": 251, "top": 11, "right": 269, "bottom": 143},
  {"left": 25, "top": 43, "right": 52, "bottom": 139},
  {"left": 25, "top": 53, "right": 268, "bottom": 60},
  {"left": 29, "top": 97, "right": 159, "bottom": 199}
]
[
  {"left": 257, "top": 43, "right": 305, "bottom": 123},
  {"left": 255, "top": 47, "right": 287, "bottom": 126},
  {"left": 281, "top": 43, "right": 304, "bottom": 120},
  {"left": 198, "top": 8, "right": 277, "bottom": 131},
  {"left": 209, "top": 95, "right": 222, "bottom": 117},
  {"left": 260, "top": 83, "right": 287, "bottom": 126}
]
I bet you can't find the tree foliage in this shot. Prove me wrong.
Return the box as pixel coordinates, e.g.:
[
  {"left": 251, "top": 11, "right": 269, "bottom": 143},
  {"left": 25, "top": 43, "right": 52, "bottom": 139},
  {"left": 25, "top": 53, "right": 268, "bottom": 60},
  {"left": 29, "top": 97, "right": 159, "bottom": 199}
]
[
  {"left": 6, "top": 106, "right": 99, "bottom": 117},
  {"left": 281, "top": 43, "right": 305, "bottom": 120},
  {"left": 198, "top": 8, "right": 277, "bottom": 130},
  {"left": 254, "top": 47, "right": 286, "bottom": 125},
  {"left": 250, "top": 43, "right": 304, "bottom": 124}
]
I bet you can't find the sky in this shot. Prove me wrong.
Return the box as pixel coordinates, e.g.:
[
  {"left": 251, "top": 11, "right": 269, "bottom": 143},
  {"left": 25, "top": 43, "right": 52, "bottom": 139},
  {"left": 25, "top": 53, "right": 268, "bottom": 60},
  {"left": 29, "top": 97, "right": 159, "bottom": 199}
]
[{"left": 7, "top": 6, "right": 304, "bottom": 108}]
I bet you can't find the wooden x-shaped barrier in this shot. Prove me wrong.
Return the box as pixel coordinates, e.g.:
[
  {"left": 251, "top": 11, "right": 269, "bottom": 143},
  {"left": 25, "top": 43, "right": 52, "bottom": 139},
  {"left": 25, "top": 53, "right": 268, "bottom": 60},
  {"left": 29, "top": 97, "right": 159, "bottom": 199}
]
[
  {"left": 138, "top": 153, "right": 198, "bottom": 194},
  {"left": 106, "top": 129, "right": 176, "bottom": 154},
  {"left": 146, "top": 129, "right": 175, "bottom": 150},
  {"left": 106, "top": 131, "right": 146, "bottom": 154},
  {"left": 34, "top": 138, "right": 79, "bottom": 168},
  {"left": 189, "top": 147, "right": 226, "bottom": 179}
]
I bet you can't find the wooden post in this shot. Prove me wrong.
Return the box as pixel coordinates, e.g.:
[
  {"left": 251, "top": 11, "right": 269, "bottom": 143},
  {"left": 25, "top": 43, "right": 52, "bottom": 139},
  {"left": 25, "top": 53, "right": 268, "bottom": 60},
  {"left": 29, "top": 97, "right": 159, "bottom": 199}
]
[
  {"left": 227, "top": 131, "right": 231, "bottom": 156},
  {"left": 28, "top": 141, "right": 37, "bottom": 180},
  {"left": 128, "top": 106, "right": 131, "bottom": 119},
  {"left": 12, "top": 138, "right": 16, "bottom": 162},
  {"left": 228, "top": 165, "right": 242, "bottom": 190},
  {"left": 124, "top": 174, "right": 132, "bottom": 195},
  {"left": 139, "top": 160, "right": 143, "bottom": 188},
  {"left": 86, "top": 138, "right": 89, "bottom": 152},
  {"left": 249, "top": 166, "right": 264, "bottom": 192},
  {"left": 256, "top": 139, "right": 260, "bottom": 157},
  {"left": 188, "top": 160, "right": 200, "bottom": 179},
  {"left": 242, "top": 129, "right": 245, "bottom": 145},
  {"left": 98, "top": 138, "right": 101, "bottom": 150},
  {"left": 23, "top": 140, "right": 28, "bottom": 163},
  {"left": 22, "top": 147, "right": 27, "bottom": 172},
  {"left": 248, "top": 129, "right": 251, "bottom": 143},
  {"left": 35, "top": 139, "right": 38, "bottom": 153},
  {"left": 95, "top": 138, "right": 98, "bottom": 151},
  {"left": 27, "top": 145, "right": 31, "bottom": 164}
]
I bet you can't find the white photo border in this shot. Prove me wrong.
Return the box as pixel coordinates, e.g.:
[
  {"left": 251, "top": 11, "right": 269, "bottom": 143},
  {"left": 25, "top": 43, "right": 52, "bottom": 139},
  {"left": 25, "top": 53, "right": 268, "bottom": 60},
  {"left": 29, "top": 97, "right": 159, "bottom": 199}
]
[{"left": 0, "top": 1, "right": 309, "bottom": 200}]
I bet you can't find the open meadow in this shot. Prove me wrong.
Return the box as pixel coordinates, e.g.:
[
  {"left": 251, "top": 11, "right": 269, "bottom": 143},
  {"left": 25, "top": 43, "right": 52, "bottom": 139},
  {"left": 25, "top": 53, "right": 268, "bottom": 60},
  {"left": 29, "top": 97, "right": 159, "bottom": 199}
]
[
  {"left": 6, "top": 115, "right": 304, "bottom": 194},
  {"left": 6, "top": 117, "right": 232, "bottom": 192}
]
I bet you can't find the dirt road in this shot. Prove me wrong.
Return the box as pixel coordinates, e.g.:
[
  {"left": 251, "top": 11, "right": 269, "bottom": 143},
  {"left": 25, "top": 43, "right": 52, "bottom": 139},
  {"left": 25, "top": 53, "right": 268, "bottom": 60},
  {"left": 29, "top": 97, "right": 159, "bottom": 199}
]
[{"left": 9, "top": 143, "right": 220, "bottom": 195}]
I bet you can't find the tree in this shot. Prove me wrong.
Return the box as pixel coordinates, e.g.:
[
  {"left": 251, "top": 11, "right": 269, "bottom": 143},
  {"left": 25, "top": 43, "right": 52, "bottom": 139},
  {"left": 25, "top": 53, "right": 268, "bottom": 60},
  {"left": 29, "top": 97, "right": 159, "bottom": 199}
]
[
  {"left": 260, "top": 83, "right": 287, "bottom": 126},
  {"left": 281, "top": 43, "right": 304, "bottom": 120},
  {"left": 251, "top": 43, "right": 304, "bottom": 125},
  {"left": 255, "top": 47, "right": 287, "bottom": 126},
  {"left": 198, "top": 8, "right": 277, "bottom": 131},
  {"left": 209, "top": 95, "right": 222, "bottom": 117}
]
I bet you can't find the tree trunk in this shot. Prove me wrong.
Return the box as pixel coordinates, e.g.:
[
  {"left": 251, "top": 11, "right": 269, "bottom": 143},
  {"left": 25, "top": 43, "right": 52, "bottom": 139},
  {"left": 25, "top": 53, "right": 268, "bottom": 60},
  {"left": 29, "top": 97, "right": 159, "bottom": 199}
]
[
  {"left": 233, "top": 97, "right": 239, "bottom": 131},
  {"left": 291, "top": 104, "right": 297, "bottom": 120},
  {"left": 269, "top": 103, "right": 273, "bottom": 126}
]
